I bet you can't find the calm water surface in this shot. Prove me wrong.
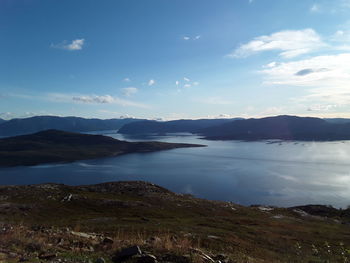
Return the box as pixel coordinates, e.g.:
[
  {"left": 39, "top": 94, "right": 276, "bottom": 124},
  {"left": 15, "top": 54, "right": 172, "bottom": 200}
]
[{"left": 1, "top": 132, "right": 350, "bottom": 208}]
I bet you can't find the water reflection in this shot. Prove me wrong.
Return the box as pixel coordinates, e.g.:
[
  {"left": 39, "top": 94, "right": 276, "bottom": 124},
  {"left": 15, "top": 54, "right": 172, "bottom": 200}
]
[{"left": 1, "top": 132, "right": 350, "bottom": 208}]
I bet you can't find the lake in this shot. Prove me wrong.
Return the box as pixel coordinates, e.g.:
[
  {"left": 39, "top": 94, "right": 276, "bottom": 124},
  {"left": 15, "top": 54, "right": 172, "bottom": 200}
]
[{"left": 1, "top": 132, "right": 350, "bottom": 208}]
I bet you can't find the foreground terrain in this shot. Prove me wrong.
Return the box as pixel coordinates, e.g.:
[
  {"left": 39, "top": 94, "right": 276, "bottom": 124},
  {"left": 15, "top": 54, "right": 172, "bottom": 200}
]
[
  {"left": 0, "top": 130, "right": 203, "bottom": 167},
  {"left": 0, "top": 181, "right": 349, "bottom": 262}
]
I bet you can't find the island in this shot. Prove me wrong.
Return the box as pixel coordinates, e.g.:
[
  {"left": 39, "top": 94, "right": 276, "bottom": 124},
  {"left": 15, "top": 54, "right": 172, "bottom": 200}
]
[{"left": 0, "top": 129, "right": 205, "bottom": 167}]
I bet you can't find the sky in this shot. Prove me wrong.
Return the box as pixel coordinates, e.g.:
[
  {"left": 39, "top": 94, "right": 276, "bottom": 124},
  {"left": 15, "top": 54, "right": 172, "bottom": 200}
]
[{"left": 1, "top": 0, "right": 350, "bottom": 120}]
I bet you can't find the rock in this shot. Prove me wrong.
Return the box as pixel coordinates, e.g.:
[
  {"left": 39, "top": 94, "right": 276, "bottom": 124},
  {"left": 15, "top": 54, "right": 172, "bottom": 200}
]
[
  {"left": 258, "top": 206, "right": 274, "bottom": 212},
  {"left": 102, "top": 237, "right": 114, "bottom": 245},
  {"left": 146, "top": 236, "right": 161, "bottom": 244},
  {"left": 160, "top": 254, "right": 191, "bottom": 263},
  {"left": 136, "top": 254, "right": 157, "bottom": 263},
  {"left": 95, "top": 258, "right": 106, "bottom": 263},
  {"left": 212, "top": 254, "right": 228, "bottom": 261},
  {"left": 61, "top": 193, "right": 73, "bottom": 202},
  {"left": 191, "top": 248, "right": 215, "bottom": 262},
  {"left": 207, "top": 235, "right": 220, "bottom": 240},
  {"left": 38, "top": 253, "right": 57, "bottom": 260},
  {"left": 112, "top": 246, "right": 142, "bottom": 262},
  {"left": 71, "top": 231, "right": 97, "bottom": 239}
]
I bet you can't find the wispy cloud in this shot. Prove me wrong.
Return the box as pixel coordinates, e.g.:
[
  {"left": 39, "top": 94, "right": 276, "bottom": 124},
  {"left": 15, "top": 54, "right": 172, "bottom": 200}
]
[
  {"left": 310, "top": 4, "right": 321, "bottom": 13},
  {"left": 122, "top": 87, "right": 138, "bottom": 97},
  {"left": 69, "top": 94, "right": 147, "bottom": 108},
  {"left": 9, "top": 92, "right": 149, "bottom": 109},
  {"left": 229, "top": 29, "right": 325, "bottom": 58},
  {"left": 261, "top": 53, "right": 350, "bottom": 105},
  {"left": 182, "top": 35, "right": 201, "bottom": 41},
  {"left": 123, "top": 78, "right": 131, "bottom": 82},
  {"left": 148, "top": 79, "right": 155, "bottom": 86},
  {"left": 309, "top": 0, "right": 350, "bottom": 14},
  {"left": 72, "top": 95, "right": 115, "bottom": 104},
  {"left": 51, "top": 39, "right": 85, "bottom": 51}
]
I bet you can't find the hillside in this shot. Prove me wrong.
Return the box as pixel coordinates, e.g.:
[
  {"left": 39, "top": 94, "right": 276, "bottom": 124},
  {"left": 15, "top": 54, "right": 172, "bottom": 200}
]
[
  {"left": 0, "top": 118, "right": 6, "bottom": 125},
  {"left": 0, "top": 181, "right": 349, "bottom": 262},
  {"left": 118, "top": 119, "right": 241, "bottom": 135},
  {"left": 199, "top": 115, "right": 350, "bottom": 141},
  {"left": 0, "top": 116, "right": 144, "bottom": 137},
  {"left": 0, "top": 130, "right": 204, "bottom": 167}
]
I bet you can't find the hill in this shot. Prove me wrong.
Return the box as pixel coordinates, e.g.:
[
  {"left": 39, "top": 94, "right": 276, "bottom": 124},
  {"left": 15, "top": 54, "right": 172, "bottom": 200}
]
[
  {"left": 0, "top": 116, "right": 144, "bottom": 137},
  {"left": 118, "top": 118, "right": 242, "bottom": 135},
  {"left": 324, "top": 118, "right": 350, "bottom": 124},
  {"left": 0, "top": 118, "right": 6, "bottom": 125},
  {"left": 0, "top": 130, "right": 204, "bottom": 167},
  {"left": 0, "top": 181, "right": 349, "bottom": 262},
  {"left": 199, "top": 115, "right": 350, "bottom": 140}
]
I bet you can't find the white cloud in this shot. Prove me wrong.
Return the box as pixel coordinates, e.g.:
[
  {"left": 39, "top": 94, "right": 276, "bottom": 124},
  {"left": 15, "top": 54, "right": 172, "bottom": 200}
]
[
  {"left": 73, "top": 95, "right": 115, "bottom": 104},
  {"left": 229, "top": 29, "right": 325, "bottom": 58},
  {"left": 122, "top": 87, "right": 138, "bottom": 97},
  {"left": 193, "top": 81, "right": 200, "bottom": 86},
  {"left": 148, "top": 79, "right": 155, "bottom": 86},
  {"left": 46, "top": 93, "right": 148, "bottom": 108},
  {"left": 183, "top": 35, "right": 201, "bottom": 41},
  {"left": 175, "top": 81, "right": 179, "bottom": 86},
  {"left": 52, "top": 39, "right": 85, "bottom": 51},
  {"left": 183, "top": 84, "right": 191, "bottom": 88},
  {"left": 183, "top": 77, "right": 190, "bottom": 82},
  {"left": 307, "top": 104, "right": 337, "bottom": 111},
  {"left": 261, "top": 53, "right": 350, "bottom": 105},
  {"left": 310, "top": 4, "right": 321, "bottom": 13},
  {"left": 123, "top": 78, "right": 131, "bottom": 82}
]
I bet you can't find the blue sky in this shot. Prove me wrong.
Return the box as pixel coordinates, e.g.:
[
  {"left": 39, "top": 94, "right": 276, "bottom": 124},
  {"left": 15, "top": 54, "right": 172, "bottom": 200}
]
[{"left": 1, "top": 0, "right": 350, "bottom": 120}]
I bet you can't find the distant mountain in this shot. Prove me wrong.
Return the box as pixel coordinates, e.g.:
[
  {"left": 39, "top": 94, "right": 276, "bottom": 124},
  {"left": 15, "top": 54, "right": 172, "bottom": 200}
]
[
  {"left": 324, "top": 118, "right": 350, "bottom": 124},
  {"left": 199, "top": 115, "right": 350, "bottom": 141},
  {"left": 0, "top": 116, "right": 144, "bottom": 136},
  {"left": 0, "top": 130, "right": 204, "bottom": 167},
  {"left": 118, "top": 118, "right": 242, "bottom": 135}
]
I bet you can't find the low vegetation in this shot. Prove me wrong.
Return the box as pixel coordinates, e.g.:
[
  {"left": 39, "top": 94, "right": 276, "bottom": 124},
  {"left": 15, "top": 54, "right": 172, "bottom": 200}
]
[{"left": 0, "top": 181, "right": 350, "bottom": 262}]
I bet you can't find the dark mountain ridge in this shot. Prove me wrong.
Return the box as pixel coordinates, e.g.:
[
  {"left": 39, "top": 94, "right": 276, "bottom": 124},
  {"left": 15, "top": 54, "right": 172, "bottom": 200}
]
[
  {"left": 0, "top": 116, "right": 144, "bottom": 137},
  {"left": 118, "top": 118, "right": 242, "bottom": 135},
  {"left": 199, "top": 115, "right": 350, "bottom": 141},
  {"left": 0, "top": 129, "right": 204, "bottom": 167}
]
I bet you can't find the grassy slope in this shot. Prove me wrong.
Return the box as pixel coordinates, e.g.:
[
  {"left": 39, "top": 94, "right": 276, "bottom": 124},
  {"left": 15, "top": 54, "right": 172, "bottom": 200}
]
[{"left": 0, "top": 181, "right": 349, "bottom": 262}]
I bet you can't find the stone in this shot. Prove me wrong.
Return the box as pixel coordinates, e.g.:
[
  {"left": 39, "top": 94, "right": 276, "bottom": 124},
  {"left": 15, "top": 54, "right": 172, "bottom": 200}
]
[
  {"left": 102, "top": 237, "right": 114, "bottom": 244},
  {"left": 71, "top": 231, "right": 97, "bottom": 239},
  {"left": 160, "top": 254, "right": 191, "bottom": 263},
  {"left": 95, "top": 257, "right": 106, "bottom": 263},
  {"left": 112, "top": 246, "right": 142, "bottom": 262},
  {"left": 136, "top": 254, "right": 157, "bottom": 263},
  {"left": 38, "top": 253, "right": 57, "bottom": 260}
]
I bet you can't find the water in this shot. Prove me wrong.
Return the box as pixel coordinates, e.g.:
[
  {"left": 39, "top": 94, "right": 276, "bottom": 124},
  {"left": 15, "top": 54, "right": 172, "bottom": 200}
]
[{"left": 1, "top": 131, "right": 350, "bottom": 208}]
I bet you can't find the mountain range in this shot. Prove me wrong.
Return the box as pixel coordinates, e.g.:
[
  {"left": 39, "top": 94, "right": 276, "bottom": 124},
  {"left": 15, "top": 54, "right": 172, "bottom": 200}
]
[
  {"left": 0, "top": 116, "right": 144, "bottom": 136},
  {"left": 118, "top": 118, "right": 242, "bottom": 134},
  {"left": 198, "top": 115, "right": 350, "bottom": 140}
]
